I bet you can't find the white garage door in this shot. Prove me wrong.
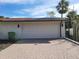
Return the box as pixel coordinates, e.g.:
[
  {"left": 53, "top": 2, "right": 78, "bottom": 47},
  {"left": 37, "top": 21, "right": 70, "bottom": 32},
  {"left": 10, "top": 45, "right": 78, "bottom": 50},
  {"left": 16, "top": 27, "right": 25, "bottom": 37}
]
[{"left": 21, "top": 22, "right": 60, "bottom": 39}]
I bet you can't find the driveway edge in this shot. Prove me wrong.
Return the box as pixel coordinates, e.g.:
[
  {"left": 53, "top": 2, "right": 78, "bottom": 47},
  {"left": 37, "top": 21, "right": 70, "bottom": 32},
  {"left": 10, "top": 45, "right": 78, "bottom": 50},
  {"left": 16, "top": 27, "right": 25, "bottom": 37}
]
[{"left": 65, "top": 37, "right": 79, "bottom": 45}]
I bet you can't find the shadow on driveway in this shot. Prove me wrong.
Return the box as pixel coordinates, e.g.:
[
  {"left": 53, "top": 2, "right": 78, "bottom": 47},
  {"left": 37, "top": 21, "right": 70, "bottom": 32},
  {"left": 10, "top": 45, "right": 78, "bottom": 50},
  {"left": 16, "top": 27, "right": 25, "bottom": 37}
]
[
  {"left": 0, "top": 40, "right": 14, "bottom": 51},
  {"left": 0, "top": 39, "right": 59, "bottom": 51},
  {"left": 16, "top": 38, "right": 62, "bottom": 44}
]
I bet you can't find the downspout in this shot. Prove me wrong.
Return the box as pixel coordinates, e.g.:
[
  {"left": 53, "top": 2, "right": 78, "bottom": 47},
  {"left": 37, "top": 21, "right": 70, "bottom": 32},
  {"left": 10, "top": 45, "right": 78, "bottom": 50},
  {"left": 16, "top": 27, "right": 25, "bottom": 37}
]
[
  {"left": 60, "top": 20, "right": 62, "bottom": 38},
  {"left": 60, "top": 14, "right": 63, "bottom": 38}
]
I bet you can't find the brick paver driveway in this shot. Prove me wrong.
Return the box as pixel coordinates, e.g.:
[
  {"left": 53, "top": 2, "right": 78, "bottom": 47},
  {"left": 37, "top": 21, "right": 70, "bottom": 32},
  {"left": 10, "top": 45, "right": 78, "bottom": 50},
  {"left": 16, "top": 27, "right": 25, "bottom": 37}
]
[{"left": 0, "top": 39, "right": 79, "bottom": 59}]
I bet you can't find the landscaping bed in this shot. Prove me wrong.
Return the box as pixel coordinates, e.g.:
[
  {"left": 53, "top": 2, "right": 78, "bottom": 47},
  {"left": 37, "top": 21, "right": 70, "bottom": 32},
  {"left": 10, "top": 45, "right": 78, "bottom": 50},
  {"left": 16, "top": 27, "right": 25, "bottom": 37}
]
[{"left": 0, "top": 40, "right": 15, "bottom": 51}]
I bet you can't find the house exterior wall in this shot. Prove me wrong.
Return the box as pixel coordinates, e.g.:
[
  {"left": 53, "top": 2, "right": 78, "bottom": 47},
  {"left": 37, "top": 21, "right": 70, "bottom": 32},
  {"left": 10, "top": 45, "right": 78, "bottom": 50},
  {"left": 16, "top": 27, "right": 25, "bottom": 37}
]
[
  {"left": 0, "top": 21, "right": 65, "bottom": 40},
  {"left": 61, "top": 21, "right": 65, "bottom": 38},
  {"left": 21, "top": 22, "right": 60, "bottom": 39},
  {"left": 0, "top": 25, "right": 22, "bottom": 39}
]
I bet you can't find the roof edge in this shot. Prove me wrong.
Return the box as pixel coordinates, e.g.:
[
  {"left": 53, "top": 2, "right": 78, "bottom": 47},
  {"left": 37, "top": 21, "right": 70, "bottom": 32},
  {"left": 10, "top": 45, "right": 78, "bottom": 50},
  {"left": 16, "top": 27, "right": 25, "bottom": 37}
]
[{"left": 0, "top": 18, "right": 66, "bottom": 22}]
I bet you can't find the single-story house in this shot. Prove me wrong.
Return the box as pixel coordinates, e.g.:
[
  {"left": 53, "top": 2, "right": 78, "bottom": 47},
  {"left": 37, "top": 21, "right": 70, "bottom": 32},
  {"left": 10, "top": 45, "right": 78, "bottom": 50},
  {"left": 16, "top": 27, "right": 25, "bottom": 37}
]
[{"left": 0, "top": 18, "right": 65, "bottom": 40}]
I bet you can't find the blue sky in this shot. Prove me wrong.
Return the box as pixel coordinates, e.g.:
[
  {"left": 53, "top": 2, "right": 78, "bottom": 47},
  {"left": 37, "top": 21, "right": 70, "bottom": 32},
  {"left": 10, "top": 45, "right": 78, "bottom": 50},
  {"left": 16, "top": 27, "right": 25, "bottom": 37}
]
[{"left": 0, "top": 0, "right": 79, "bottom": 18}]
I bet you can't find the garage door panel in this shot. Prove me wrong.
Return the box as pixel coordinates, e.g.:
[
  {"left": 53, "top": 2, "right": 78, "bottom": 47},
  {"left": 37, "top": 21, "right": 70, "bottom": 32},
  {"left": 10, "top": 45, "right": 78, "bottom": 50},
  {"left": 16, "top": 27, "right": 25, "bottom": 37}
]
[{"left": 22, "top": 23, "right": 60, "bottom": 39}]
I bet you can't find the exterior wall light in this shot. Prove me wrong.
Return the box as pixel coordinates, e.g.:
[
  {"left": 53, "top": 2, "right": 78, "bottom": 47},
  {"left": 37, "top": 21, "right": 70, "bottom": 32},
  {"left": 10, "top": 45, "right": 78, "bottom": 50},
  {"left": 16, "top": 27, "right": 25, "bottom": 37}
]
[
  {"left": 61, "top": 23, "right": 63, "bottom": 27},
  {"left": 17, "top": 24, "right": 20, "bottom": 28}
]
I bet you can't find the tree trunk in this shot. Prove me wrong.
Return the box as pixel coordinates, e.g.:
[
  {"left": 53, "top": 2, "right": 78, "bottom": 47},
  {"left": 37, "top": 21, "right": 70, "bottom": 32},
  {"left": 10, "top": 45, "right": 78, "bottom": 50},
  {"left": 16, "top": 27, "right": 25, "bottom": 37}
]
[{"left": 61, "top": 14, "right": 63, "bottom": 19}]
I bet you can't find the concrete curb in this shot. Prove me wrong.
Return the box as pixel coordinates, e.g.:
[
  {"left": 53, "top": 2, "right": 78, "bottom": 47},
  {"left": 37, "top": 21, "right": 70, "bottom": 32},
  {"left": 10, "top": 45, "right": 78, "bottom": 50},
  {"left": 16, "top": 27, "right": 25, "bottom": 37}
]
[{"left": 65, "top": 37, "right": 79, "bottom": 45}]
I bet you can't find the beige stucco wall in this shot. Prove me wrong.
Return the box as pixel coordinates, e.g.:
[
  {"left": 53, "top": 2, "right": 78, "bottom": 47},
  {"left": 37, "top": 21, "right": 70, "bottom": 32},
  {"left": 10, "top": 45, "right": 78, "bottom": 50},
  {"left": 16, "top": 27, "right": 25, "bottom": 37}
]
[
  {"left": 61, "top": 21, "right": 65, "bottom": 38},
  {"left": 0, "top": 21, "right": 65, "bottom": 39}
]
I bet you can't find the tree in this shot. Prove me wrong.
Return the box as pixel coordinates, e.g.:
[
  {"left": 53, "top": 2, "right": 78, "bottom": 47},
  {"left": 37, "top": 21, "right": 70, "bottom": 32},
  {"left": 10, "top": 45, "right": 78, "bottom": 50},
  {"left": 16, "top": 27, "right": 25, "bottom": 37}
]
[
  {"left": 65, "top": 11, "right": 77, "bottom": 38},
  {"left": 56, "top": 0, "right": 69, "bottom": 37},
  {"left": 47, "top": 11, "right": 55, "bottom": 17},
  {"left": 67, "top": 11, "right": 77, "bottom": 20},
  {"left": 75, "top": 15, "right": 79, "bottom": 22},
  {"left": 0, "top": 16, "right": 4, "bottom": 18},
  {"left": 66, "top": 11, "right": 77, "bottom": 28},
  {"left": 56, "top": 0, "right": 69, "bottom": 18},
  {"left": 66, "top": 11, "right": 79, "bottom": 41},
  {"left": 0, "top": 16, "right": 9, "bottom": 18}
]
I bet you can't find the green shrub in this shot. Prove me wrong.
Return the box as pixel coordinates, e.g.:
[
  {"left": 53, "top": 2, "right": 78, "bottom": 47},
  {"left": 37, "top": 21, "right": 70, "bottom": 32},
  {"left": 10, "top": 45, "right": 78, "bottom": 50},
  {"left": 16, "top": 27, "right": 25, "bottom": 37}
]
[{"left": 8, "top": 32, "right": 16, "bottom": 42}]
